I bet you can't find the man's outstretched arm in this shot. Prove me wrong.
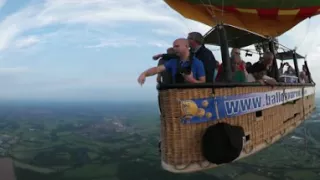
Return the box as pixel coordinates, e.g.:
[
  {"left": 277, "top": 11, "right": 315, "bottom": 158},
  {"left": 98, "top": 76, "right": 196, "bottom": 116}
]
[
  {"left": 138, "top": 65, "right": 166, "bottom": 85},
  {"left": 144, "top": 65, "right": 166, "bottom": 77},
  {"left": 153, "top": 53, "right": 178, "bottom": 61}
]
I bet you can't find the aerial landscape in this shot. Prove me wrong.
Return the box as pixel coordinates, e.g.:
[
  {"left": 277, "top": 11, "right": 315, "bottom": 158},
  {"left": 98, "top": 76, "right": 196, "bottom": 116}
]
[
  {"left": 0, "top": 0, "right": 318, "bottom": 180},
  {"left": 0, "top": 99, "right": 318, "bottom": 180}
]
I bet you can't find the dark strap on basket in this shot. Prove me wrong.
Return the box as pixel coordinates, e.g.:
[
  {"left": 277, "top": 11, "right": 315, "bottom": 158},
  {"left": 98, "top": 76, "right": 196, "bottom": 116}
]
[
  {"left": 157, "top": 92, "right": 162, "bottom": 115},
  {"left": 211, "top": 85, "right": 215, "bottom": 96}
]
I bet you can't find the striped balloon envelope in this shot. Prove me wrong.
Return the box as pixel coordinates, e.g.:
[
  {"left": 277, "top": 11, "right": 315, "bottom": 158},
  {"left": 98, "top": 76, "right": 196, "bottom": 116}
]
[{"left": 164, "top": 0, "right": 320, "bottom": 37}]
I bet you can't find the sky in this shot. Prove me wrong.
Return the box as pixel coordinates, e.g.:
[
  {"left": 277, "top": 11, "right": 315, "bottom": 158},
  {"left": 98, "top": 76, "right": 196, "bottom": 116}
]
[{"left": 0, "top": 0, "right": 319, "bottom": 102}]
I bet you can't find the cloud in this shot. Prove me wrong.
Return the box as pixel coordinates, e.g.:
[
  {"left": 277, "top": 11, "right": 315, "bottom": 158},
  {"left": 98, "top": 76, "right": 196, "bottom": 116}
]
[
  {"left": 0, "top": 72, "right": 156, "bottom": 101},
  {"left": 0, "top": 67, "right": 32, "bottom": 88},
  {"left": 0, "top": 2, "right": 314, "bottom": 49},
  {"left": 86, "top": 38, "right": 172, "bottom": 49},
  {"left": 147, "top": 40, "right": 171, "bottom": 48},
  {"left": 39, "top": 0, "right": 175, "bottom": 25},
  {"left": 15, "top": 36, "right": 40, "bottom": 48},
  {"left": 151, "top": 29, "right": 176, "bottom": 37},
  {"left": 282, "top": 18, "right": 320, "bottom": 55},
  {"left": 0, "top": 1, "right": 314, "bottom": 55},
  {"left": 0, "top": 0, "right": 6, "bottom": 9},
  {"left": 0, "top": 0, "right": 211, "bottom": 51},
  {"left": 0, "top": 67, "right": 30, "bottom": 74},
  {"left": 0, "top": 0, "right": 316, "bottom": 55},
  {"left": 86, "top": 37, "right": 139, "bottom": 48}
]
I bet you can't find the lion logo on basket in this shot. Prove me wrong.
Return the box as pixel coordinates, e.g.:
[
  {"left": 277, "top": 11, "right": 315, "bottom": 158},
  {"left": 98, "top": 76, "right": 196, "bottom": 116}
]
[{"left": 181, "top": 100, "right": 198, "bottom": 119}]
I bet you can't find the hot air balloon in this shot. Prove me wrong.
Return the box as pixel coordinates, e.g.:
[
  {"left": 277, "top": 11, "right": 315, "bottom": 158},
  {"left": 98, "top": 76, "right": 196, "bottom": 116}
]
[
  {"left": 155, "top": 0, "right": 317, "bottom": 173},
  {"left": 164, "top": 0, "right": 320, "bottom": 37}
]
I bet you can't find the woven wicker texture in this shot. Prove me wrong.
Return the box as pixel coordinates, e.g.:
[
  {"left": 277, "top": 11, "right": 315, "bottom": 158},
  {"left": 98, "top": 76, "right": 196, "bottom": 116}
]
[{"left": 159, "top": 86, "right": 315, "bottom": 169}]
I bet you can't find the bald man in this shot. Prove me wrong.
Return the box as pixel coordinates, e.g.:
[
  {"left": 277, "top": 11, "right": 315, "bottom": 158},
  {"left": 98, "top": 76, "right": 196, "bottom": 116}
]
[{"left": 138, "top": 38, "right": 206, "bottom": 85}]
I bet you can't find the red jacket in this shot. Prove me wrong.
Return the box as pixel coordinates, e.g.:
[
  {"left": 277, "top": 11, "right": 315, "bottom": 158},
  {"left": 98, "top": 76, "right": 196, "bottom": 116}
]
[{"left": 215, "top": 62, "right": 245, "bottom": 81}]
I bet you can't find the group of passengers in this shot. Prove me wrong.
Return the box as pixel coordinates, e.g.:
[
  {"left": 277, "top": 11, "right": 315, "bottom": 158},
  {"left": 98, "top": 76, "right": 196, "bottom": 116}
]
[
  {"left": 279, "top": 62, "right": 310, "bottom": 83},
  {"left": 299, "top": 65, "right": 310, "bottom": 83},
  {"left": 137, "top": 32, "right": 310, "bottom": 85}
]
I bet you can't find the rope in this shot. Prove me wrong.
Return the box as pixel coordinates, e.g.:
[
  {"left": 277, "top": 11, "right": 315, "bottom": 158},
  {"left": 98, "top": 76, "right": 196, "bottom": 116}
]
[
  {"left": 173, "top": 160, "right": 211, "bottom": 170},
  {"left": 280, "top": 129, "right": 286, "bottom": 136},
  {"left": 301, "top": 86, "right": 308, "bottom": 154},
  {"left": 221, "top": 0, "right": 225, "bottom": 18},
  {"left": 174, "top": 162, "right": 192, "bottom": 170},
  {"left": 199, "top": 161, "right": 211, "bottom": 168},
  {"left": 199, "top": 0, "right": 216, "bottom": 21},
  {"left": 265, "top": 137, "right": 273, "bottom": 145},
  {"left": 303, "top": 19, "right": 320, "bottom": 57},
  {"left": 243, "top": 145, "right": 254, "bottom": 154},
  {"left": 295, "top": 18, "right": 311, "bottom": 52}
]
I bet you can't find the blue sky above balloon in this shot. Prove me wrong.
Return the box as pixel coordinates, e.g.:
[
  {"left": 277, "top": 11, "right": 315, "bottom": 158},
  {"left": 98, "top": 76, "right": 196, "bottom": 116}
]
[{"left": 0, "top": 0, "right": 319, "bottom": 101}]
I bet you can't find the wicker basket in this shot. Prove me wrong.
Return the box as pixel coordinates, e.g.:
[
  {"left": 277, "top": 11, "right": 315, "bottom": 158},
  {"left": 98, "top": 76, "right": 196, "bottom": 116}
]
[{"left": 159, "top": 85, "right": 316, "bottom": 173}]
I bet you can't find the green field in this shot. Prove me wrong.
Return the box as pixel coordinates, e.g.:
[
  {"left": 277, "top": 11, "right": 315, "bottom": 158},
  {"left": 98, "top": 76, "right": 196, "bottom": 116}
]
[{"left": 0, "top": 102, "right": 319, "bottom": 180}]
